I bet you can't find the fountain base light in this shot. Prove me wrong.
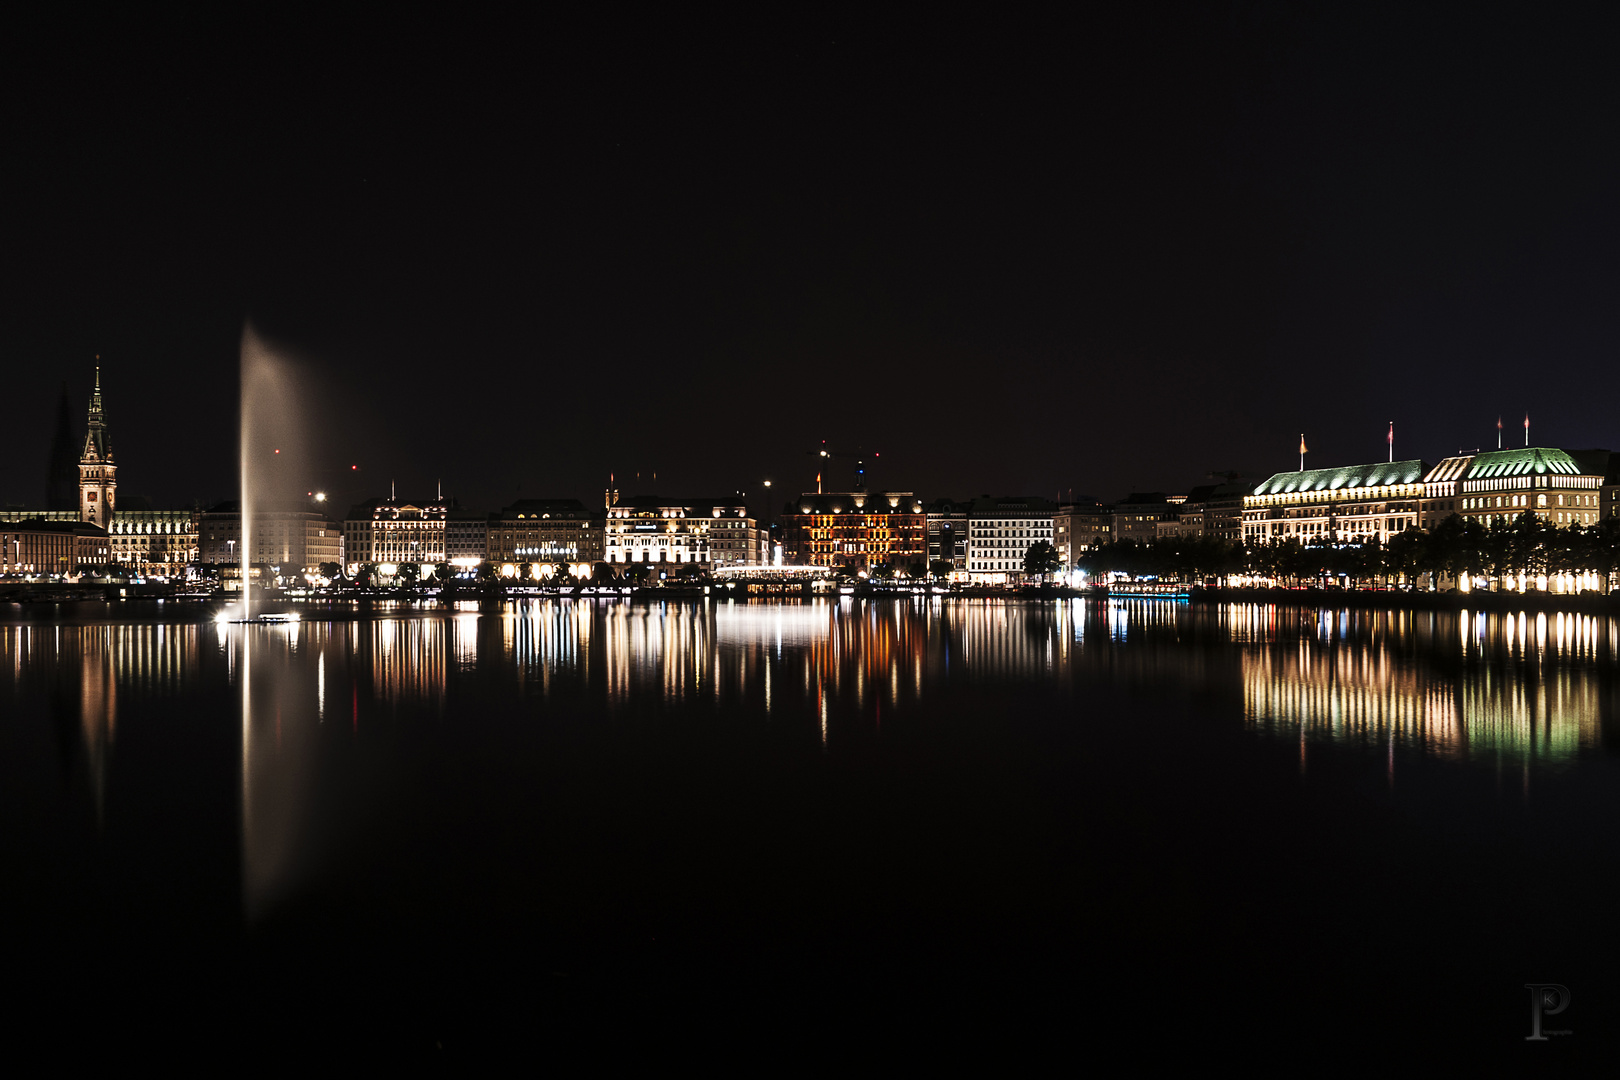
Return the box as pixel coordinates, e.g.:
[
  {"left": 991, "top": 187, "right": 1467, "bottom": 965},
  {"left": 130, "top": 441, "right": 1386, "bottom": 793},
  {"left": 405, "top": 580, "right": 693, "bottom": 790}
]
[{"left": 217, "top": 609, "right": 301, "bottom": 625}]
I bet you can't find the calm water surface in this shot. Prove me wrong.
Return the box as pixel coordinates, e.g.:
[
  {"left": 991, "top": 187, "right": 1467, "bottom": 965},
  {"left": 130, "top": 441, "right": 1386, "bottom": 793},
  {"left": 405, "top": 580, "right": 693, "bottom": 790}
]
[{"left": 3, "top": 598, "right": 1617, "bottom": 1059}]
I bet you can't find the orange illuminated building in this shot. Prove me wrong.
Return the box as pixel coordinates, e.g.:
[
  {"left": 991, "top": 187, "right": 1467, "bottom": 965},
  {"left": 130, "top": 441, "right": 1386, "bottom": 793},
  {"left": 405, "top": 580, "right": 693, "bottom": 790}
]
[{"left": 779, "top": 491, "right": 925, "bottom": 572}]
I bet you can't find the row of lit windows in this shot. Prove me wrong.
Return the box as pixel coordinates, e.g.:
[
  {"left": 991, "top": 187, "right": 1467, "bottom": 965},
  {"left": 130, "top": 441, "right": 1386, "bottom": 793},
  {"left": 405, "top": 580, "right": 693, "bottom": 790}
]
[{"left": 1464, "top": 474, "right": 1598, "bottom": 492}]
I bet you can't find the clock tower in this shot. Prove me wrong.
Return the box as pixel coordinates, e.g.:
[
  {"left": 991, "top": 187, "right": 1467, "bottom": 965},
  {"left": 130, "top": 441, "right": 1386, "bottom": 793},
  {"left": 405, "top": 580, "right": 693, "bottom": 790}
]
[{"left": 79, "top": 365, "right": 116, "bottom": 529}]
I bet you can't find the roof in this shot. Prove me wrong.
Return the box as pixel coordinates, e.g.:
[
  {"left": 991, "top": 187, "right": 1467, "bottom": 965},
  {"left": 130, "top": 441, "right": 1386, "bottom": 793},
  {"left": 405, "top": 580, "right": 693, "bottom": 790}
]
[
  {"left": 1463, "top": 447, "right": 1602, "bottom": 480},
  {"left": 1423, "top": 455, "right": 1474, "bottom": 483},
  {"left": 1253, "top": 458, "right": 1427, "bottom": 496},
  {"left": 790, "top": 492, "right": 922, "bottom": 515},
  {"left": 502, "top": 498, "right": 591, "bottom": 519},
  {"left": 1183, "top": 485, "right": 1217, "bottom": 504},
  {"left": 969, "top": 495, "right": 1057, "bottom": 514},
  {"left": 617, "top": 496, "right": 746, "bottom": 514}
]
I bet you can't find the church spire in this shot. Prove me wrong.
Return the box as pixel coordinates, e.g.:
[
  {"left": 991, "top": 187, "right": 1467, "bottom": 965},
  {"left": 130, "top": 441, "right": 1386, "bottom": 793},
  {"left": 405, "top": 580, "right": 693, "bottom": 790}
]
[
  {"left": 79, "top": 361, "right": 116, "bottom": 527},
  {"left": 83, "top": 359, "right": 111, "bottom": 461}
]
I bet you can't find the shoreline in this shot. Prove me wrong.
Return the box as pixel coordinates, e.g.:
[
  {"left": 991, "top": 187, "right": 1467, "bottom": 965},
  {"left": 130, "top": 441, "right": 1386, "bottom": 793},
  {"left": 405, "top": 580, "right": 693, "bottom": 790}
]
[{"left": 3, "top": 582, "right": 1618, "bottom": 619}]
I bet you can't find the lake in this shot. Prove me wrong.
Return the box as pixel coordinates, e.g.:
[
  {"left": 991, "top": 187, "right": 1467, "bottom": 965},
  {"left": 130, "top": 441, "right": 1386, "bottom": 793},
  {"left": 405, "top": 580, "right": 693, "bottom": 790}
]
[{"left": 3, "top": 598, "right": 1615, "bottom": 1061}]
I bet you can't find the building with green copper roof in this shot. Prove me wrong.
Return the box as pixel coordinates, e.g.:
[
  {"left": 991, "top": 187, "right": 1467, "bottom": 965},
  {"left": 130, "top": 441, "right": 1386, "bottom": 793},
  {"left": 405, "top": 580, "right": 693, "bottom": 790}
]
[
  {"left": 1244, "top": 458, "right": 1429, "bottom": 549},
  {"left": 1463, "top": 447, "right": 1588, "bottom": 480},
  {"left": 1456, "top": 447, "right": 1607, "bottom": 528},
  {"left": 1252, "top": 459, "right": 1427, "bottom": 497}
]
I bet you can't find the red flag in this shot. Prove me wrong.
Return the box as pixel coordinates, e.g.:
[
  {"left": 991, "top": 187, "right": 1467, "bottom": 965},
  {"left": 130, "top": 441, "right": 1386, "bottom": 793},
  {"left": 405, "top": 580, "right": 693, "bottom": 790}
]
[{"left": 1298, "top": 434, "right": 1308, "bottom": 455}]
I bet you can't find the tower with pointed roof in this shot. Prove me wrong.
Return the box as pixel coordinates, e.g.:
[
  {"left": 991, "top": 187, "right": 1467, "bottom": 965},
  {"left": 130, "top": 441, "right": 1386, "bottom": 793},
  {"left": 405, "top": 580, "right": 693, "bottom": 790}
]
[{"left": 79, "top": 365, "right": 116, "bottom": 528}]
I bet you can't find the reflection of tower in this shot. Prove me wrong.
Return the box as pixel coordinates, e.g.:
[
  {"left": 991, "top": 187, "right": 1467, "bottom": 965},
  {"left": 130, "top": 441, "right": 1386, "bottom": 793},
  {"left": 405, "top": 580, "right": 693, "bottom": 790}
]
[
  {"left": 79, "top": 365, "right": 116, "bottom": 528},
  {"left": 47, "top": 383, "right": 79, "bottom": 510},
  {"left": 79, "top": 627, "right": 117, "bottom": 825}
]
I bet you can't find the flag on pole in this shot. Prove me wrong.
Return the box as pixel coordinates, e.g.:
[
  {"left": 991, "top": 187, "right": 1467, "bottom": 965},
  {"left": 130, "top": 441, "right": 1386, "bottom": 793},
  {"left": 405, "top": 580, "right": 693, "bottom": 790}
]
[
  {"left": 1387, "top": 421, "right": 1394, "bottom": 462},
  {"left": 1524, "top": 412, "right": 1530, "bottom": 447},
  {"left": 1497, "top": 415, "right": 1503, "bottom": 449},
  {"left": 1298, "top": 434, "right": 1307, "bottom": 472}
]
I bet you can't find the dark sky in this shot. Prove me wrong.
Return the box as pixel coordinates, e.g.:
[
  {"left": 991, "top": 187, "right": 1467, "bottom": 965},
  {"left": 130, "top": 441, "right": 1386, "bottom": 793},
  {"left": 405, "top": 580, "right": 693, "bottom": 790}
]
[{"left": 4, "top": 7, "right": 1619, "bottom": 517}]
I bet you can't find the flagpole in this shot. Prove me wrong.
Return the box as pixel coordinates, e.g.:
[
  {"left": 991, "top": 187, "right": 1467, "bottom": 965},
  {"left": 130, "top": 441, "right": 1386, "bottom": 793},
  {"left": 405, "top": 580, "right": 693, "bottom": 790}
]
[
  {"left": 1388, "top": 420, "right": 1393, "bottom": 463},
  {"left": 1524, "top": 413, "right": 1530, "bottom": 448},
  {"left": 1497, "top": 416, "right": 1502, "bottom": 450}
]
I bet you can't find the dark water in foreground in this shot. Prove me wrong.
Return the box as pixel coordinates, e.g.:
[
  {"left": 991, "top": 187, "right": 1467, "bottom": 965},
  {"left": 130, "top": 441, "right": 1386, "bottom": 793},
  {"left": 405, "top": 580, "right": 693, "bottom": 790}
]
[{"left": 3, "top": 598, "right": 1618, "bottom": 1061}]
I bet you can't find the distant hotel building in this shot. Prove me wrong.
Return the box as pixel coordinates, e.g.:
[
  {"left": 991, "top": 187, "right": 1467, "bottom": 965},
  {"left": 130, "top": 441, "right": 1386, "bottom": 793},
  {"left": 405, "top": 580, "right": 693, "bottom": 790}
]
[
  {"left": 488, "top": 499, "right": 603, "bottom": 570},
  {"left": 779, "top": 491, "right": 925, "bottom": 571},
  {"left": 1445, "top": 448, "right": 1609, "bottom": 527},
  {"left": 343, "top": 496, "right": 449, "bottom": 572},
  {"left": 966, "top": 496, "right": 1056, "bottom": 583},
  {"left": 1243, "top": 460, "right": 1427, "bottom": 545},
  {"left": 605, "top": 496, "right": 765, "bottom": 566}
]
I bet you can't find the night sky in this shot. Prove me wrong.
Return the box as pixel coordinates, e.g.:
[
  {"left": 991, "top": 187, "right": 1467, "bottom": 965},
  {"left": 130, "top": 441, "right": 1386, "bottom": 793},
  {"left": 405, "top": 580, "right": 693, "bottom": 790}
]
[{"left": 5, "top": 8, "right": 1619, "bottom": 516}]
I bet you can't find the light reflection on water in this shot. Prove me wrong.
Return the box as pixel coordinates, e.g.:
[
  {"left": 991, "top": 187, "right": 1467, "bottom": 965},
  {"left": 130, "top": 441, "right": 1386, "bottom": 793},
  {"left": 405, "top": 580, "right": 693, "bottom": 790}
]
[
  {"left": 1236, "top": 606, "right": 1616, "bottom": 766},
  {"left": 4, "top": 599, "right": 1617, "bottom": 914}
]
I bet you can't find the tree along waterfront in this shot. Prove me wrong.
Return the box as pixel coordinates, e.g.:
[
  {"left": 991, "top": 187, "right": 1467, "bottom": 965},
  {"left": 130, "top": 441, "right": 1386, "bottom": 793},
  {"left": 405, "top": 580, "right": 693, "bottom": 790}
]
[{"left": 1077, "top": 511, "right": 1620, "bottom": 592}]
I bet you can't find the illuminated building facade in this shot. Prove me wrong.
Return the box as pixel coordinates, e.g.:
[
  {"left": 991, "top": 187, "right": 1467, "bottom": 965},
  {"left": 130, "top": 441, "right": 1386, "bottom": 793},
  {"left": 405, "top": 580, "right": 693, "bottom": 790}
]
[
  {"left": 488, "top": 499, "right": 604, "bottom": 569},
  {"left": 202, "top": 503, "right": 343, "bottom": 574},
  {"left": 1243, "top": 459, "right": 1427, "bottom": 546},
  {"left": 343, "top": 497, "right": 449, "bottom": 571},
  {"left": 967, "top": 496, "right": 1056, "bottom": 583},
  {"left": 2, "top": 520, "right": 80, "bottom": 575},
  {"left": 1453, "top": 448, "right": 1608, "bottom": 527},
  {"left": 779, "top": 491, "right": 925, "bottom": 571},
  {"left": 107, "top": 505, "right": 199, "bottom": 577},
  {"left": 78, "top": 367, "right": 116, "bottom": 529},
  {"left": 605, "top": 497, "right": 764, "bottom": 566},
  {"left": 1419, "top": 455, "right": 1472, "bottom": 527}
]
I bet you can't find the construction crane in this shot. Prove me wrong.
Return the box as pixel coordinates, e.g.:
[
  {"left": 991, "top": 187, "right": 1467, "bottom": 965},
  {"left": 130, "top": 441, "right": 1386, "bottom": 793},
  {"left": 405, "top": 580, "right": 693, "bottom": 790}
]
[{"left": 807, "top": 440, "right": 878, "bottom": 493}]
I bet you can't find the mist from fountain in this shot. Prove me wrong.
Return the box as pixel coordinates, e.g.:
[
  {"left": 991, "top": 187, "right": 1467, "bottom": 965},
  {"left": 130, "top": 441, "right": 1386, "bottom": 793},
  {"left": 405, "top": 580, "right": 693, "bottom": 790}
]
[{"left": 238, "top": 324, "right": 307, "bottom": 620}]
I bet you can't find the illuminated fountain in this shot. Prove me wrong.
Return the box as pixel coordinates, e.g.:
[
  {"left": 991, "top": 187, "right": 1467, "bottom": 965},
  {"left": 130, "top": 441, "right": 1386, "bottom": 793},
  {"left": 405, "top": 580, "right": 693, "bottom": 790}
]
[
  {"left": 224, "top": 324, "right": 305, "bottom": 624},
  {"left": 220, "top": 325, "right": 326, "bottom": 919}
]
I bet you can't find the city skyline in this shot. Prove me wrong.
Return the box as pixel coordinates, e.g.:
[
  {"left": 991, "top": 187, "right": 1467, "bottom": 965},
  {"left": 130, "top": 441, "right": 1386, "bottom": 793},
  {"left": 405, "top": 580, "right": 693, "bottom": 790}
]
[{"left": 3, "top": 360, "right": 1611, "bottom": 520}]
